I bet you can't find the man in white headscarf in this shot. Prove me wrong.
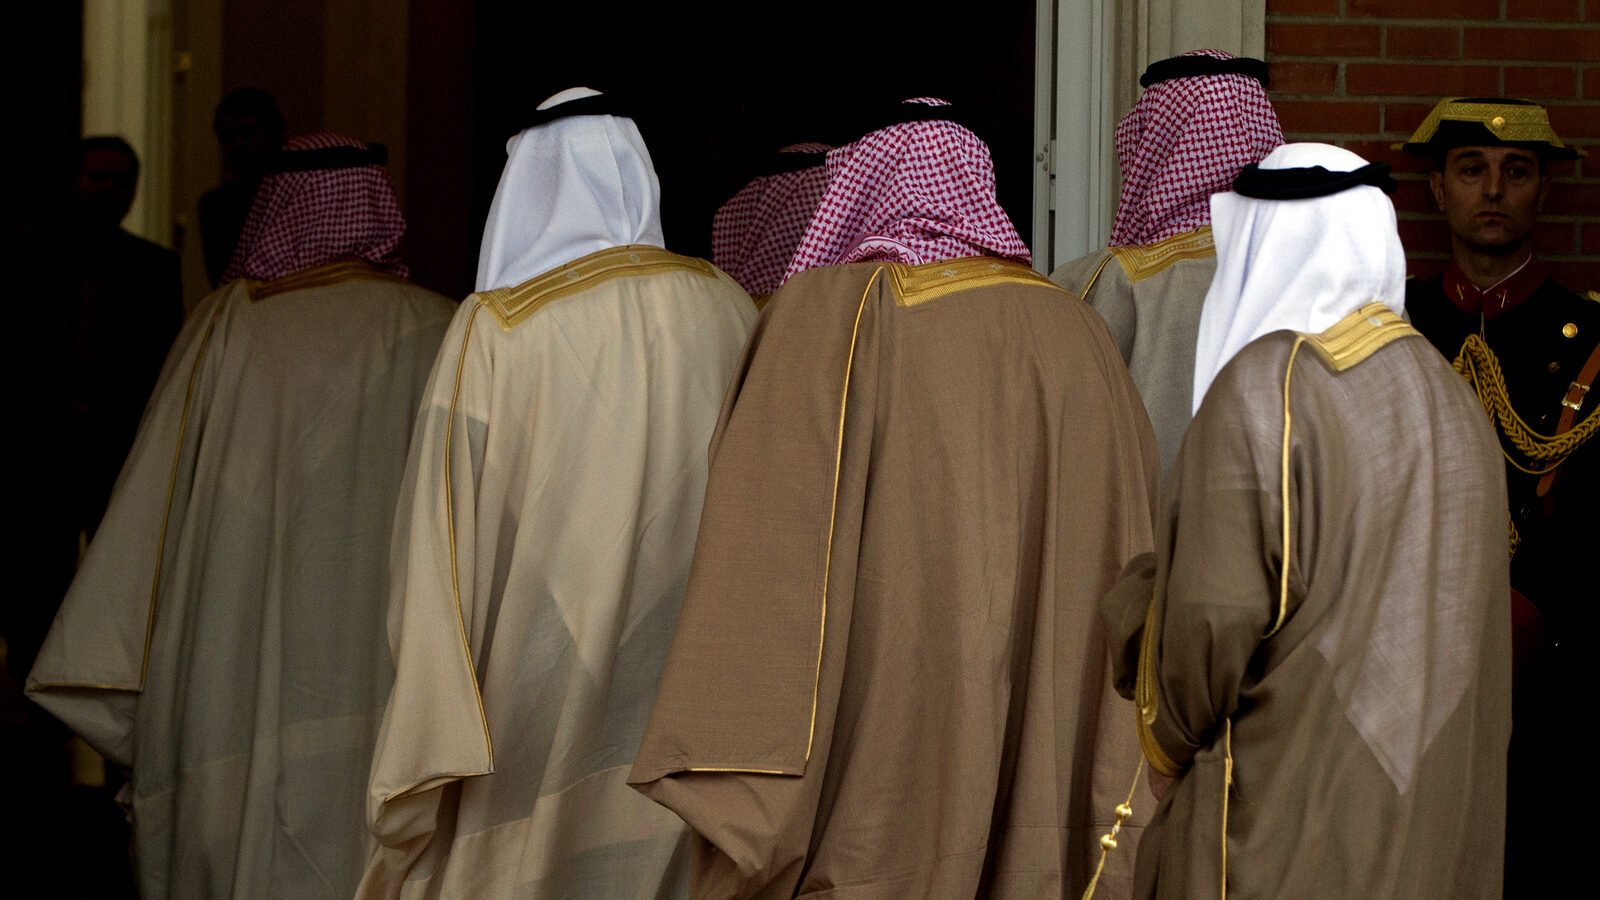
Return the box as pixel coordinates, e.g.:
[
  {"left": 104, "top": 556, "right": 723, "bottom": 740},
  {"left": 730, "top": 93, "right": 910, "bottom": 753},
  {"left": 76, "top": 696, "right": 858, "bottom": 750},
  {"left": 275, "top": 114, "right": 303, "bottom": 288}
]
[
  {"left": 358, "top": 88, "right": 757, "bottom": 899},
  {"left": 27, "top": 133, "right": 456, "bottom": 899},
  {"left": 1098, "top": 143, "right": 1511, "bottom": 898}
]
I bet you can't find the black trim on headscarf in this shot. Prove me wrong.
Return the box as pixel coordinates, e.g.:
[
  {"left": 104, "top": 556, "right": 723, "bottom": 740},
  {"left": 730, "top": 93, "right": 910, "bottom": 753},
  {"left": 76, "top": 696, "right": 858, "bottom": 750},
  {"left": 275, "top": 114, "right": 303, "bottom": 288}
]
[
  {"left": 266, "top": 144, "right": 388, "bottom": 172},
  {"left": 1232, "top": 162, "right": 1398, "bottom": 199},
  {"left": 1140, "top": 56, "right": 1270, "bottom": 88},
  {"left": 522, "top": 93, "right": 632, "bottom": 129},
  {"left": 858, "top": 100, "right": 981, "bottom": 140},
  {"left": 753, "top": 147, "right": 832, "bottom": 177}
]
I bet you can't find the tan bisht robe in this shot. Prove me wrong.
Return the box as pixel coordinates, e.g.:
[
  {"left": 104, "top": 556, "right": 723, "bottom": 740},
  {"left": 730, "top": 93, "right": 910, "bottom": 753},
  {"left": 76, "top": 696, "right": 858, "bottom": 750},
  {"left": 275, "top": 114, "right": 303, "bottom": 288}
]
[
  {"left": 27, "top": 262, "right": 456, "bottom": 899},
  {"left": 1102, "top": 306, "right": 1511, "bottom": 899},
  {"left": 629, "top": 257, "right": 1160, "bottom": 899},
  {"left": 1051, "top": 227, "right": 1215, "bottom": 483},
  {"left": 361, "top": 246, "right": 756, "bottom": 899}
]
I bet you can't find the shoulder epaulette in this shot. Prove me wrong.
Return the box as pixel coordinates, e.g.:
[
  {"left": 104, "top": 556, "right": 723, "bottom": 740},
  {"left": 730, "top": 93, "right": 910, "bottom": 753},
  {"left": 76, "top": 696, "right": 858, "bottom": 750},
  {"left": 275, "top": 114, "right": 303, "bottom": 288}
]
[
  {"left": 885, "top": 257, "right": 1057, "bottom": 308},
  {"left": 1110, "top": 225, "right": 1214, "bottom": 285},
  {"left": 1303, "top": 303, "right": 1416, "bottom": 371},
  {"left": 480, "top": 245, "right": 717, "bottom": 330}
]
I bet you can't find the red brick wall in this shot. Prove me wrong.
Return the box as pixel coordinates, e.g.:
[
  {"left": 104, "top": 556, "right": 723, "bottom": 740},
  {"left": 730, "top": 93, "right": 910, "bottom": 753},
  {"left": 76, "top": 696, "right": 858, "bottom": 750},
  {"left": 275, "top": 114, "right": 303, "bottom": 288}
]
[{"left": 1264, "top": 0, "right": 1599, "bottom": 290}]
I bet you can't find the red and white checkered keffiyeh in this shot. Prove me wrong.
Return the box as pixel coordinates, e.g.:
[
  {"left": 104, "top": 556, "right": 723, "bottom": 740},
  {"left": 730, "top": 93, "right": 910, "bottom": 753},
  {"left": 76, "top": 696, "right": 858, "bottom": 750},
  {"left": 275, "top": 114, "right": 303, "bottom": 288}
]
[
  {"left": 1108, "top": 49, "right": 1283, "bottom": 247},
  {"left": 785, "top": 105, "right": 1029, "bottom": 279},
  {"left": 223, "top": 132, "right": 408, "bottom": 283},
  {"left": 712, "top": 144, "right": 832, "bottom": 295}
]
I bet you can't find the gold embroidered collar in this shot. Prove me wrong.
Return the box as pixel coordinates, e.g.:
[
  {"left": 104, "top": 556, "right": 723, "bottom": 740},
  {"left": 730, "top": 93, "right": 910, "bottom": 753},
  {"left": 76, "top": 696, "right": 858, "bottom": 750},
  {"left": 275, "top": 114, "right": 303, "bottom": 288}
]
[
  {"left": 884, "top": 256, "right": 1057, "bottom": 307},
  {"left": 477, "top": 245, "right": 716, "bottom": 330},
  {"left": 248, "top": 259, "right": 405, "bottom": 302}
]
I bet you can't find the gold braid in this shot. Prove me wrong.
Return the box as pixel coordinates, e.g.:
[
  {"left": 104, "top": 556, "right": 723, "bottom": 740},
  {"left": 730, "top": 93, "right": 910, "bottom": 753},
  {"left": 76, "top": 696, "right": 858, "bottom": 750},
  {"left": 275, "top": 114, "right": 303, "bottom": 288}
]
[{"left": 1452, "top": 333, "right": 1600, "bottom": 475}]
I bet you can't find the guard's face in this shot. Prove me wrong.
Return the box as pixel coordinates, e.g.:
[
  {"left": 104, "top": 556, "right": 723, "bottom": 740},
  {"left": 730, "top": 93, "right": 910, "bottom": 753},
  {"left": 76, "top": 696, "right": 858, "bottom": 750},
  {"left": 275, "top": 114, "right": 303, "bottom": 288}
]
[
  {"left": 75, "top": 148, "right": 138, "bottom": 228},
  {"left": 218, "top": 114, "right": 279, "bottom": 179},
  {"left": 1430, "top": 146, "right": 1548, "bottom": 255}
]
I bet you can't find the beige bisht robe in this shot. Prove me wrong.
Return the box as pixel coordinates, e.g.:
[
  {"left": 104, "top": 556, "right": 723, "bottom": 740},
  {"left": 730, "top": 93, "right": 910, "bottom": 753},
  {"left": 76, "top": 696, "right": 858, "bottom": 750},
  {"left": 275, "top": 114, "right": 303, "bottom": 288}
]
[
  {"left": 629, "top": 257, "right": 1160, "bottom": 899},
  {"left": 1051, "top": 227, "right": 1214, "bottom": 484},
  {"left": 361, "top": 246, "right": 757, "bottom": 899},
  {"left": 27, "top": 261, "right": 456, "bottom": 899},
  {"left": 1102, "top": 306, "right": 1511, "bottom": 899}
]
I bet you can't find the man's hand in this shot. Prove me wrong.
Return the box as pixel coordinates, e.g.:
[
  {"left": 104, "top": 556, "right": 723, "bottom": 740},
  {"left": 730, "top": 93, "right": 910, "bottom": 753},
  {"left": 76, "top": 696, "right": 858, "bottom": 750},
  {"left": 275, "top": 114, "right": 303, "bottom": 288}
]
[{"left": 1148, "top": 769, "right": 1175, "bottom": 802}]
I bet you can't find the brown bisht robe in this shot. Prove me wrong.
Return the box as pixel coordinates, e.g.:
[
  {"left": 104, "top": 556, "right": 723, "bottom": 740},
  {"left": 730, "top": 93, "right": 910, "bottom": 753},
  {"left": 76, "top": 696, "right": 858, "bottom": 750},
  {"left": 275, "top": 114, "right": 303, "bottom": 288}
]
[
  {"left": 1102, "top": 306, "right": 1511, "bottom": 899},
  {"left": 629, "top": 257, "right": 1160, "bottom": 899}
]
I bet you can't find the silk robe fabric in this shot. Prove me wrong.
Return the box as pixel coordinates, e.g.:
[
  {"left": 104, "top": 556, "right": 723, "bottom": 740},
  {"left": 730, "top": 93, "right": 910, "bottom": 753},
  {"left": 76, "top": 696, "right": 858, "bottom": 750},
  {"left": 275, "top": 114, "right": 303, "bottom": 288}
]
[
  {"left": 1051, "top": 226, "right": 1216, "bottom": 484},
  {"left": 361, "top": 246, "right": 756, "bottom": 899},
  {"left": 1102, "top": 313, "right": 1510, "bottom": 899},
  {"left": 27, "top": 264, "right": 456, "bottom": 898},
  {"left": 630, "top": 258, "right": 1160, "bottom": 899}
]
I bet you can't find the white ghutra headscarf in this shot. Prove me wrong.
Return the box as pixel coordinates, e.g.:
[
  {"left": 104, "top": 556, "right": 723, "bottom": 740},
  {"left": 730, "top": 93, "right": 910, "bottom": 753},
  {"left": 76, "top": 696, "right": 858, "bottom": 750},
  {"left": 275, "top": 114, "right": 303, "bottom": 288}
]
[
  {"left": 475, "top": 87, "right": 665, "bottom": 292},
  {"left": 1191, "top": 142, "right": 1406, "bottom": 414}
]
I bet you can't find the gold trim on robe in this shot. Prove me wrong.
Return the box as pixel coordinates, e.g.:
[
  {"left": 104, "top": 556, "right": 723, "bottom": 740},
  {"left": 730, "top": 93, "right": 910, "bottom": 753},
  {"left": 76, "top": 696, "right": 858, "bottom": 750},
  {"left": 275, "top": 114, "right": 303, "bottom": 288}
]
[
  {"left": 248, "top": 259, "right": 409, "bottom": 302},
  {"left": 1301, "top": 303, "right": 1416, "bottom": 372},
  {"left": 1111, "top": 226, "right": 1215, "bottom": 285},
  {"left": 885, "top": 256, "right": 1058, "bottom": 307},
  {"left": 481, "top": 245, "right": 718, "bottom": 330}
]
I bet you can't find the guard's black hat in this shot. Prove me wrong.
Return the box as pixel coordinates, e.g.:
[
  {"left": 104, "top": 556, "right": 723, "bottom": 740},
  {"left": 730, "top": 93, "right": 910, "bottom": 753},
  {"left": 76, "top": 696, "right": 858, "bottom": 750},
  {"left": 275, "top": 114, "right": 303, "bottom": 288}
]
[{"left": 1395, "top": 97, "right": 1584, "bottom": 163}]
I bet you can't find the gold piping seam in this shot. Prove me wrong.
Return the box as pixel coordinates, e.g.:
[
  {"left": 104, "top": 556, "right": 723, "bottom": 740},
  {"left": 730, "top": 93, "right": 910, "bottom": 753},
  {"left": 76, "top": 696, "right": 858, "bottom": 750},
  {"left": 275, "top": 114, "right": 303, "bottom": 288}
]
[
  {"left": 139, "top": 295, "right": 231, "bottom": 688},
  {"left": 28, "top": 681, "right": 141, "bottom": 692},
  {"left": 807, "top": 266, "right": 882, "bottom": 762},
  {"left": 443, "top": 300, "right": 494, "bottom": 767},
  {"left": 1078, "top": 254, "right": 1115, "bottom": 302},
  {"left": 1266, "top": 338, "right": 1305, "bottom": 640},
  {"left": 1221, "top": 718, "right": 1233, "bottom": 900},
  {"left": 687, "top": 767, "right": 787, "bottom": 774},
  {"left": 382, "top": 770, "right": 493, "bottom": 803},
  {"left": 1135, "top": 598, "right": 1182, "bottom": 777}
]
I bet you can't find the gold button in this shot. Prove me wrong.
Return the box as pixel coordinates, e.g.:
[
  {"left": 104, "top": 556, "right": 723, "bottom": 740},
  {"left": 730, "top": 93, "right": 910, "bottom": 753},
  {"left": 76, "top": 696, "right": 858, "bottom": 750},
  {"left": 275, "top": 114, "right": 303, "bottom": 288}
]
[
  {"left": 1563, "top": 322, "right": 1578, "bottom": 338},
  {"left": 1549, "top": 361, "right": 1562, "bottom": 374},
  {"left": 1490, "top": 115, "right": 1506, "bottom": 129}
]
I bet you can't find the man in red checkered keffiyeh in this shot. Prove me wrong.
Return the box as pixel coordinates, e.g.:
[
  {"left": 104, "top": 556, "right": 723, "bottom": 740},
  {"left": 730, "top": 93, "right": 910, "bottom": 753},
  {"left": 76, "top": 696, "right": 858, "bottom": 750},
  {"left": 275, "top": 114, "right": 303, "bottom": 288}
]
[
  {"left": 712, "top": 143, "right": 832, "bottom": 298},
  {"left": 1052, "top": 51, "right": 1282, "bottom": 486},
  {"left": 784, "top": 100, "right": 1030, "bottom": 280},
  {"left": 1109, "top": 49, "right": 1282, "bottom": 247},
  {"left": 27, "top": 131, "right": 455, "bottom": 898},
  {"left": 223, "top": 132, "right": 408, "bottom": 283},
  {"left": 632, "top": 101, "right": 1159, "bottom": 900}
]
